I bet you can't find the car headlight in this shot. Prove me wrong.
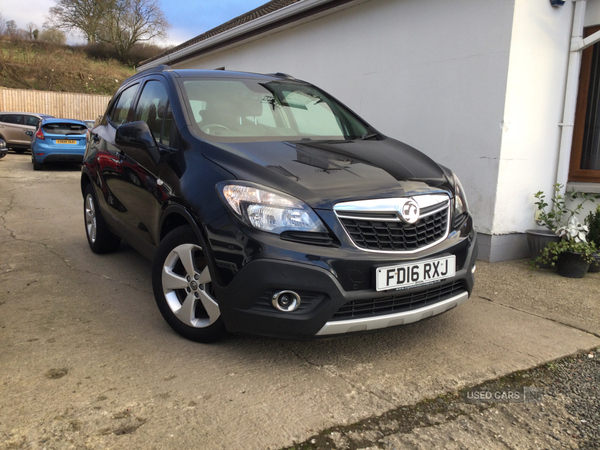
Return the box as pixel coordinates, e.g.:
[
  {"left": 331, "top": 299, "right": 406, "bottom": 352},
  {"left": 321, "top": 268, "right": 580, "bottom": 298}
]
[
  {"left": 218, "top": 183, "right": 327, "bottom": 234},
  {"left": 453, "top": 173, "right": 469, "bottom": 217}
]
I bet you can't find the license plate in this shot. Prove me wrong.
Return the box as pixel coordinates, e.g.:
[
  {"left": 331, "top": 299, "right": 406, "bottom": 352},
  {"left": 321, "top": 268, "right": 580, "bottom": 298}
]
[
  {"left": 56, "top": 139, "right": 77, "bottom": 144},
  {"left": 376, "top": 255, "right": 456, "bottom": 291}
]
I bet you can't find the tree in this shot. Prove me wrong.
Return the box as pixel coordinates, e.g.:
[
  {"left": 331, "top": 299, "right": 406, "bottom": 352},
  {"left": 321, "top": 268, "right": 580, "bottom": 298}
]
[
  {"left": 98, "top": 0, "right": 169, "bottom": 62},
  {"left": 26, "top": 22, "right": 38, "bottom": 40},
  {"left": 0, "top": 13, "right": 6, "bottom": 36},
  {"left": 5, "top": 20, "right": 18, "bottom": 36},
  {"left": 46, "top": 0, "right": 112, "bottom": 43}
]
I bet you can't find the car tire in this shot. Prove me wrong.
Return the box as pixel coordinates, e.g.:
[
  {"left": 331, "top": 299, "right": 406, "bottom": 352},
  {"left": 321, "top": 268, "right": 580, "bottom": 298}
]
[
  {"left": 83, "top": 184, "right": 121, "bottom": 254},
  {"left": 32, "top": 154, "right": 42, "bottom": 171},
  {"left": 152, "top": 226, "right": 228, "bottom": 343}
]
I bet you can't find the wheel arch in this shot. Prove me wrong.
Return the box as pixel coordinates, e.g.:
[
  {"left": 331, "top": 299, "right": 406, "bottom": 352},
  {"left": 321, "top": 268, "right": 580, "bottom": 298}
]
[
  {"left": 158, "top": 204, "right": 227, "bottom": 288},
  {"left": 159, "top": 205, "right": 201, "bottom": 241},
  {"left": 80, "top": 169, "right": 93, "bottom": 196}
]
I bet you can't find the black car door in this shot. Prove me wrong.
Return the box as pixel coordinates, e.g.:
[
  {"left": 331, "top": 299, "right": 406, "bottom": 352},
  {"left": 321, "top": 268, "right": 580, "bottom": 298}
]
[
  {"left": 93, "top": 82, "right": 140, "bottom": 241},
  {"left": 109, "top": 78, "right": 176, "bottom": 252}
]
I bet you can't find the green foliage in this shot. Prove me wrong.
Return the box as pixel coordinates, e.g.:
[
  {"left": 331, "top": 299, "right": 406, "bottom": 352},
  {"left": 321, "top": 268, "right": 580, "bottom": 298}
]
[
  {"left": 533, "top": 183, "right": 600, "bottom": 231},
  {"left": 585, "top": 205, "right": 600, "bottom": 247},
  {"left": 532, "top": 239, "right": 597, "bottom": 268}
]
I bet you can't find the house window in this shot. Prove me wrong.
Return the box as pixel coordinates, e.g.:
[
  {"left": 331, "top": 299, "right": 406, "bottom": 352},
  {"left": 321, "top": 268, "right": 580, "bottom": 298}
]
[{"left": 570, "top": 26, "right": 600, "bottom": 182}]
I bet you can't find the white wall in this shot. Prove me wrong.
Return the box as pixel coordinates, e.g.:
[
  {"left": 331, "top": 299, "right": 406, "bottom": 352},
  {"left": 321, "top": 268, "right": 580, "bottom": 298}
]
[
  {"left": 585, "top": 0, "right": 600, "bottom": 26},
  {"left": 174, "top": 0, "right": 515, "bottom": 235},
  {"left": 494, "top": 0, "right": 574, "bottom": 235}
]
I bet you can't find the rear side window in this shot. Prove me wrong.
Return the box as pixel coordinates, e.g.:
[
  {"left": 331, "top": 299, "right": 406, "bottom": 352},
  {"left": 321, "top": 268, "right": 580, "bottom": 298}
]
[
  {"left": 110, "top": 84, "right": 138, "bottom": 126},
  {"left": 24, "top": 116, "right": 40, "bottom": 127},
  {"left": 42, "top": 123, "right": 87, "bottom": 135},
  {"left": 3, "top": 115, "right": 23, "bottom": 125}
]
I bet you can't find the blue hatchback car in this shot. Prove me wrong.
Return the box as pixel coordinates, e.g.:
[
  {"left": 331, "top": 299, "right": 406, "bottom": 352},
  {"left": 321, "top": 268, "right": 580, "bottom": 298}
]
[{"left": 31, "top": 118, "right": 88, "bottom": 170}]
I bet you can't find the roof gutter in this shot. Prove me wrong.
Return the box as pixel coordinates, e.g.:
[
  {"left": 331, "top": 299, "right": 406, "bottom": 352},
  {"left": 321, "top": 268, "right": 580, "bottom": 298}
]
[{"left": 137, "top": 0, "right": 333, "bottom": 72}]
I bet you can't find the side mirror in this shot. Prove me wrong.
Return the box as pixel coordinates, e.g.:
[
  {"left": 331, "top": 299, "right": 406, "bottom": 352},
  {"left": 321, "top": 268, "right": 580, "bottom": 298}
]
[
  {"left": 115, "top": 121, "right": 161, "bottom": 163},
  {"left": 25, "top": 131, "right": 33, "bottom": 136}
]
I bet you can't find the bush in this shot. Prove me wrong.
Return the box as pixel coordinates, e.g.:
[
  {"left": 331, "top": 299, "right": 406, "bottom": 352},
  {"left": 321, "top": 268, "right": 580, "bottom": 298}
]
[
  {"left": 585, "top": 206, "right": 600, "bottom": 247},
  {"left": 73, "top": 42, "right": 168, "bottom": 66},
  {"left": 38, "top": 28, "right": 66, "bottom": 45},
  {"left": 73, "top": 42, "right": 120, "bottom": 61},
  {"left": 533, "top": 183, "right": 599, "bottom": 231},
  {"left": 533, "top": 239, "right": 597, "bottom": 268}
]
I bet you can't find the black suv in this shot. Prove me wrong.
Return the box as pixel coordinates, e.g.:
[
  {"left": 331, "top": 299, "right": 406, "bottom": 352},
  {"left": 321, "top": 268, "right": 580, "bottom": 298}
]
[{"left": 81, "top": 66, "right": 477, "bottom": 342}]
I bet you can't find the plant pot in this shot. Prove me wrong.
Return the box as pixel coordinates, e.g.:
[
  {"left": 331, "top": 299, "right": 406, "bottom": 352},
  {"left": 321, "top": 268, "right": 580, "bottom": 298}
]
[
  {"left": 556, "top": 251, "right": 590, "bottom": 278},
  {"left": 526, "top": 229, "right": 560, "bottom": 268},
  {"left": 588, "top": 253, "right": 600, "bottom": 273}
]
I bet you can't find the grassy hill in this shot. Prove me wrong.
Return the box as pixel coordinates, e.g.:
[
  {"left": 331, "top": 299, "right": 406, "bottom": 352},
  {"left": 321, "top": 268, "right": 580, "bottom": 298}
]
[{"left": 0, "top": 38, "right": 135, "bottom": 95}]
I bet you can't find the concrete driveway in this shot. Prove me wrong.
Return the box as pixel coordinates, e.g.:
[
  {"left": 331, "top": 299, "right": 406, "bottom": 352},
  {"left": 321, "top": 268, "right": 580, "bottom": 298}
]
[{"left": 1, "top": 154, "right": 599, "bottom": 449}]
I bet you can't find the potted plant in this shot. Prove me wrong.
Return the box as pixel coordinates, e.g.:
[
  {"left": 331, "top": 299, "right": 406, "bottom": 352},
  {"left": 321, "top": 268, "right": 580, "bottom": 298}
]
[
  {"left": 534, "top": 217, "right": 597, "bottom": 278},
  {"left": 585, "top": 205, "right": 600, "bottom": 273},
  {"left": 528, "top": 184, "right": 598, "bottom": 267}
]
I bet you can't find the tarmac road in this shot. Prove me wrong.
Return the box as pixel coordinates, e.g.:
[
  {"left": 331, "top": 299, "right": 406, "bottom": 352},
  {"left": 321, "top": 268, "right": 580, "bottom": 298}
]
[{"left": 1, "top": 154, "right": 599, "bottom": 449}]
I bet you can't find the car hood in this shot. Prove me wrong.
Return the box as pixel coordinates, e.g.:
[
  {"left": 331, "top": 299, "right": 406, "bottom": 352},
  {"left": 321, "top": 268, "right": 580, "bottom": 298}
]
[{"left": 201, "top": 138, "right": 451, "bottom": 209}]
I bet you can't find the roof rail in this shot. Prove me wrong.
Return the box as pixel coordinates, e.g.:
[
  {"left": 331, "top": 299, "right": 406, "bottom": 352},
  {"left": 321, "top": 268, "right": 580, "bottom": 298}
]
[
  {"left": 267, "top": 72, "right": 296, "bottom": 80},
  {"left": 138, "top": 64, "right": 172, "bottom": 74},
  {"left": 131, "top": 64, "right": 172, "bottom": 76}
]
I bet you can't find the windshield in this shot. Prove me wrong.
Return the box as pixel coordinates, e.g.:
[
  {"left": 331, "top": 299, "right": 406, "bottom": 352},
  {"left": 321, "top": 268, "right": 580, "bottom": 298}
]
[{"left": 181, "top": 78, "right": 370, "bottom": 142}]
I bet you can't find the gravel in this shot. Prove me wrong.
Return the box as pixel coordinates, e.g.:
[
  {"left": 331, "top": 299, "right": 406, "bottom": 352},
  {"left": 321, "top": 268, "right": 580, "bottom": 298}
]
[
  {"left": 535, "top": 350, "right": 600, "bottom": 449},
  {"left": 282, "top": 348, "right": 600, "bottom": 450}
]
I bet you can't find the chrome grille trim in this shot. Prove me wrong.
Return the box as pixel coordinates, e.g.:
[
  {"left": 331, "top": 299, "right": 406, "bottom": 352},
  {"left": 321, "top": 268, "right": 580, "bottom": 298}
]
[
  {"left": 335, "top": 202, "right": 449, "bottom": 222},
  {"left": 334, "top": 194, "right": 451, "bottom": 254}
]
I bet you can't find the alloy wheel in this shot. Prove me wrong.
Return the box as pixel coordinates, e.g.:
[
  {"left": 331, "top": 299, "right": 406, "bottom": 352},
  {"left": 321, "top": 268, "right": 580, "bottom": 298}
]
[
  {"left": 85, "top": 193, "right": 97, "bottom": 243},
  {"left": 161, "top": 243, "right": 220, "bottom": 328}
]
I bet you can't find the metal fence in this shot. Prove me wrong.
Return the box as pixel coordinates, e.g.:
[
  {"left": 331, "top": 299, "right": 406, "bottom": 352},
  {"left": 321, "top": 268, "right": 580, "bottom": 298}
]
[{"left": 0, "top": 88, "right": 111, "bottom": 120}]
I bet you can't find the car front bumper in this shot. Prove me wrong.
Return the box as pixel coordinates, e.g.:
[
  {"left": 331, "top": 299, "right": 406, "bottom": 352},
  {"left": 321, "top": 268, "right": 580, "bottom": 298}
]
[{"left": 210, "top": 220, "right": 477, "bottom": 339}]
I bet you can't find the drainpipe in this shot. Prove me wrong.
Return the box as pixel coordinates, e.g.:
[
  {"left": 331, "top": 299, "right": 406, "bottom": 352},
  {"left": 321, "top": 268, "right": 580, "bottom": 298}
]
[{"left": 556, "top": 0, "right": 586, "bottom": 192}]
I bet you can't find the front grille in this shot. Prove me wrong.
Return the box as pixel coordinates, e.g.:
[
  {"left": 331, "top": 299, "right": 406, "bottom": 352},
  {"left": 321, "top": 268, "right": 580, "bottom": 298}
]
[
  {"left": 340, "top": 207, "right": 449, "bottom": 252},
  {"left": 331, "top": 280, "right": 465, "bottom": 321}
]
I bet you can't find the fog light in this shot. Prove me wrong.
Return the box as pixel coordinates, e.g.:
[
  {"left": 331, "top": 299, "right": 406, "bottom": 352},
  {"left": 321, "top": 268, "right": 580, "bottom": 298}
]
[
  {"left": 472, "top": 265, "right": 476, "bottom": 274},
  {"left": 272, "top": 290, "right": 301, "bottom": 312}
]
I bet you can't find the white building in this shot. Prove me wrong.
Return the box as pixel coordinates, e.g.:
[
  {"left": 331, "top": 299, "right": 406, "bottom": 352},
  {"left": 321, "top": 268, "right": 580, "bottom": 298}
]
[{"left": 139, "top": 0, "right": 600, "bottom": 262}]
